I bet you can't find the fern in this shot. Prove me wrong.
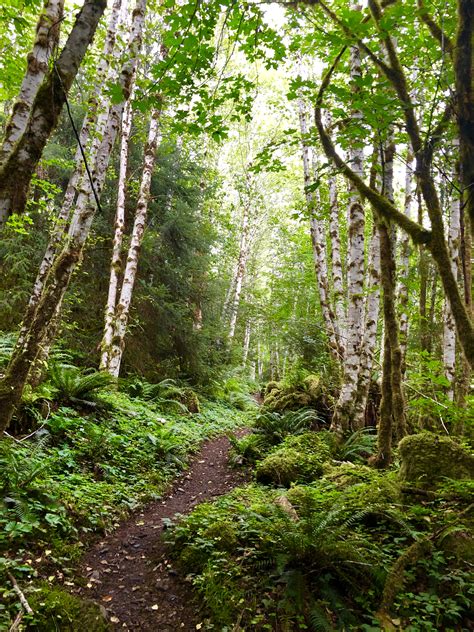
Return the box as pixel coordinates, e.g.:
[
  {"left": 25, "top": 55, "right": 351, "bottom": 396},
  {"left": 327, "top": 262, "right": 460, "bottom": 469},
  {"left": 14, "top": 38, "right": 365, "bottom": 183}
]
[
  {"left": 309, "top": 605, "right": 332, "bottom": 632},
  {"left": 254, "top": 408, "right": 319, "bottom": 445},
  {"left": 48, "top": 364, "right": 115, "bottom": 404},
  {"left": 337, "top": 427, "right": 377, "bottom": 462}
]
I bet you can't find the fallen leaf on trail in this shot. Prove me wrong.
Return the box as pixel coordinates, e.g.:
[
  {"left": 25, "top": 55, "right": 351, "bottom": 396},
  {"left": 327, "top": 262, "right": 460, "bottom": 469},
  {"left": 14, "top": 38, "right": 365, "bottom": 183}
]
[
  {"left": 102, "top": 596, "right": 113, "bottom": 602},
  {"left": 196, "top": 624, "right": 203, "bottom": 630},
  {"left": 110, "top": 616, "right": 120, "bottom": 623}
]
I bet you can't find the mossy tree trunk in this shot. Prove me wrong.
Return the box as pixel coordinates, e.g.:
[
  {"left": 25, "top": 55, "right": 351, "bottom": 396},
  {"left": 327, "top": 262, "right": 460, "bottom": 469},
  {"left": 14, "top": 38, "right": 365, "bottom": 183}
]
[
  {"left": 0, "top": 0, "right": 106, "bottom": 221},
  {"left": 455, "top": 0, "right": 474, "bottom": 240},
  {"left": 0, "top": 0, "right": 147, "bottom": 433},
  {"left": 0, "top": 0, "right": 65, "bottom": 223},
  {"left": 331, "top": 14, "right": 367, "bottom": 434},
  {"left": 106, "top": 111, "right": 160, "bottom": 377}
]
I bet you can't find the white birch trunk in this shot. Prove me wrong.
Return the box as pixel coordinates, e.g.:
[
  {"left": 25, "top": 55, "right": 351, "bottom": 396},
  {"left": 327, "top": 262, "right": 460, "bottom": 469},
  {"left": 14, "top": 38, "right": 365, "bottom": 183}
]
[
  {"left": 331, "top": 26, "right": 366, "bottom": 434},
  {"left": 297, "top": 96, "right": 341, "bottom": 360},
  {"left": 0, "top": 0, "right": 146, "bottom": 432},
  {"left": 107, "top": 111, "right": 160, "bottom": 377},
  {"left": 228, "top": 204, "right": 250, "bottom": 341},
  {"left": 100, "top": 91, "right": 134, "bottom": 369},
  {"left": 443, "top": 141, "right": 461, "bottom": 400},
  {"left": 243, "top": 320, "right": 251, "bottom": 365},
  {"left": 398, "top": 149, "right": 415, "bottom": 364},
  {"left": 0, "top": 0, "right": 107, "bottom": 220},
  {"left": 352, "top": 224, "right": 381, "bottom": 427},
  {"left": 325, "top": 112, "right": 346, "bottom": 345},
  {"left": 17, "top": 0, "right": 125, "bottom": 350},
  {"left": 0, "top": 0, "right": 64, "bottom": 172}
]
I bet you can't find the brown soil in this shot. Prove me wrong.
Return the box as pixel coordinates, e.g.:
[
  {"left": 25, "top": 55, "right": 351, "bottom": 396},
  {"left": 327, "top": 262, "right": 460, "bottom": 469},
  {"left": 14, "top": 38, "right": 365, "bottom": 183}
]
[{"left": 78, "top": 433, "right": 249, "bottom": 631}]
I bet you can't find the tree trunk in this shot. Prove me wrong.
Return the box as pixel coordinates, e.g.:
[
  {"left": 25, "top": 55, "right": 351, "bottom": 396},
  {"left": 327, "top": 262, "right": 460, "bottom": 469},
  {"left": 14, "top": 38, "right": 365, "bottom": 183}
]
[
  {"left": 398, "top": 149, "right": 415, "bottom": 372},
  {"left": 352, "top": 223, "right": 381, "bottom": 428},
  {"left": 0, "top": 0, "right": 64, "bottom": 190},
  {"left": 100, "top": 90, "right": 134, "bottom": 370},
  {"left": 443, "top": 142, "right": 461, "bottom": 400},
  {"left": 17, "top": 0, "right": 125, "bottom": 354},
  {"left": 242, "top": 320, "right": 251, "bottom": 365},
  {"left": 297, "top": 96, "right": 341, "bottom": 360},
  {"left": 228, "top": 203, "right": 251, "bottom": 342},
  {"left": 326, "top": 112, "right": 346, "bottom": 346},
  {"left": 455, "top": 0, "right": 474, "bottom": 239},
  {"left": 331, "top": 26, "right": 366, "bottom": 434},
  {"left": 0, "top": 0, "right": 146, "bottom": 433},
  {"left": 0, "top": 0, "right": 107, "bottom": 221},
  {"left": 106, "top": 110, "right": 160, "bottom": 377}
]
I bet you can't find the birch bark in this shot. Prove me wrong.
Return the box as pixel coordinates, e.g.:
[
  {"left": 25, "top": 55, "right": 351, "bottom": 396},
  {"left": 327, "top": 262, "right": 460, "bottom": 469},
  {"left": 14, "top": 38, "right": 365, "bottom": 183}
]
[
  {"left": 325, "top": 112, "right": 346, "bottom": 344},
  {"left": 330, "top": 24, "right": 366, "bottom": 434},
  {"left": 0, "top": 0, "right": 147, "bottom": 432},
  {"left": 0, "top": 0, "right": 107, "bottom": 220},
  {"left": 228, "top": 202, "right": 251, "bottom": 342},
  {"left": 297, "top": 96, "right": 341, "bottom": 359},
  {"left": 17, "top": 0, "right": 126, "bottom": 351},
  {"left": 398, "top": 149, "right": 415, "bottom": 368},
  {"left": 0, "top": 0, "right": 64, "bottom": 181},
  {"left": 443, "top": 142, "right": 461, "bottom": 400},
  {"left": 100, "top": 92, "right": 134, "bottom": 370},
  {"left": 106, "top": 111, "right": 161, "bottom": 377},
  {"left": 352, "top": 224, "right": 381, "bottom": 428}
]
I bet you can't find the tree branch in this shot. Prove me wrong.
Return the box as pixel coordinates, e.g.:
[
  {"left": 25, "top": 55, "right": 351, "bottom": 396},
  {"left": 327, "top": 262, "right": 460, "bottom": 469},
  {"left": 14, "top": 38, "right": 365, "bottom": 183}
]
[{"left": 417, "top": 0, "right": 454, "bottom": 55}]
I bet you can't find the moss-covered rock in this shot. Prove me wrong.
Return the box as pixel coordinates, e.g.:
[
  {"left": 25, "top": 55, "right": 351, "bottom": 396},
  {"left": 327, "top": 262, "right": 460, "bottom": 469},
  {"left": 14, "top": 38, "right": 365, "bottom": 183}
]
[
  {"left": 399, "top": 432, "right": 474, "bottom": 486},
  {"left": 255, "top": 432, "right": 331, "bottom": 486},
  {"left": 27, "top": 583, "right": 109, "bottom": 631},
  {"left": 265, "top": 381, "right": 282, "bottom": 395},
  {"left": 172, "top": 387, "right": 200, "bottom": 413},
  {"left": 261, "top": 375, "right": 333, "bottom": 423}
]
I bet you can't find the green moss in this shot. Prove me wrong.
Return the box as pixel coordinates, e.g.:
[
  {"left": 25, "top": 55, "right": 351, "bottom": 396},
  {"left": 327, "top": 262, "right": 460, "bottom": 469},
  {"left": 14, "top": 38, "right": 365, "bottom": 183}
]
[
  {"left": 255, "top": 432, "right": 331, "bottom": 486},
  {"left": 27, "top": 583, "right": 109, "bottom": 631},
  {"left": 303, "top": 374, "right": 321, "bottom": 399},
  {"left": 399, "top": 432, "right": 474, "bottom": 486},
  {"left": 264, "top": 381, "right": 282, "bottom": 395},
  {"left": 203, "top": 520, "right": 238, "bottom": 550},
  {"left": 178, "top": 387, "right": 200, "bottom": 413}
]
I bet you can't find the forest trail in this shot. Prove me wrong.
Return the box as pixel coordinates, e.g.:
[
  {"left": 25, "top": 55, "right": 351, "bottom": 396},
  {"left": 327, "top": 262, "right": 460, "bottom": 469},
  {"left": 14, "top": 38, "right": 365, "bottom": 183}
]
[{"left": 77, "top": 433, "right": 249, "bottom": 631}]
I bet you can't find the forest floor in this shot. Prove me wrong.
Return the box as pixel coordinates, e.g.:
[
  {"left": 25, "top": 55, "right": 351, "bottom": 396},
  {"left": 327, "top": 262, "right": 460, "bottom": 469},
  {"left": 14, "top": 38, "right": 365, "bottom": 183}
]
[{"left": 77, "top": 431, "right": 249, "bottom": 631}]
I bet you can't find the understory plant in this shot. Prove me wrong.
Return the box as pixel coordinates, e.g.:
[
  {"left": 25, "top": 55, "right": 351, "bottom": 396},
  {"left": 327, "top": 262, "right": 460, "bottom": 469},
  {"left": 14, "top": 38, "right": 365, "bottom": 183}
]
[{"left": 166, "top": 467, "right": 473, "bottom": 630}]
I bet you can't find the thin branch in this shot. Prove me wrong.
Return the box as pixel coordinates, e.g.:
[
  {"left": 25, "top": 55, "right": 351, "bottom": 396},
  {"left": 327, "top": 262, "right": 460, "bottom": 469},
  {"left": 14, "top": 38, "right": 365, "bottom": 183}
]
[
  {"left": 314, "top": 53, "right": 431, "bottom": 245},
  {"left": 417, "top": 0, "right": 454, "bottom": 55},
  {"left": 7, "top": 572, "right": 33, "bottom": 615}
]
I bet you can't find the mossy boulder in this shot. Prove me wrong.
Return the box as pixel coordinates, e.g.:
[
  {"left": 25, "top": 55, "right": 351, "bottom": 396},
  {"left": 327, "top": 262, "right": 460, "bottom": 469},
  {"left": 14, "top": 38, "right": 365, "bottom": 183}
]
[
  {"left": 262, "top": 375, "right": 332, "bottom": 423},
  {"left": 265, "top": 381, "right": 282, "bottom": 395},
  {"left": 255, "top": 432, "right": 331, "bottom": 486},
  {"left": 27, "top": 583, "right": 109, "bottom": 631},
  {"left": 172, "top": 387, "right": 200, "bottom": 413},
  {"left": 399, "top": 432, "right": 474, "bottom": 487}
]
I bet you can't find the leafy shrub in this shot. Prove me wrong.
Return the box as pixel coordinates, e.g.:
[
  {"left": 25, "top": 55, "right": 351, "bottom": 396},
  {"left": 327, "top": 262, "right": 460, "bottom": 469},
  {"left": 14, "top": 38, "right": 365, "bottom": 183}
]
[
  {"left": 167, "top": 462, "right": 473, "bottom": 630},
  {"left": 0, "top": 436, "right": 74, "bottom": 545},
  {"left": 228, "top": 432, "right": 267, "bottom": 466}
]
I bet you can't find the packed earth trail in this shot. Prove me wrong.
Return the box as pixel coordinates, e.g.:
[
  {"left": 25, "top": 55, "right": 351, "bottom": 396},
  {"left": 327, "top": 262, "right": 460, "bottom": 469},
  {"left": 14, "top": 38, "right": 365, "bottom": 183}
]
[{"left": 77, "top": 433, "right": 249, "bottom": 631}]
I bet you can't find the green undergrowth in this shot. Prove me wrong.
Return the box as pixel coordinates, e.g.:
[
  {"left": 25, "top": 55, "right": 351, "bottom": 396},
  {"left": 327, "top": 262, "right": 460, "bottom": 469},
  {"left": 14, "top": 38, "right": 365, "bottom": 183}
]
[
  {"left": 166, "top": 418, "right": 473, "bottom": 630},
  {"left": 0, "top": 390, "right": 248, "bottom": 630},
  {"left": 166, "top": 467, "right": 473, "bottom": 631}
]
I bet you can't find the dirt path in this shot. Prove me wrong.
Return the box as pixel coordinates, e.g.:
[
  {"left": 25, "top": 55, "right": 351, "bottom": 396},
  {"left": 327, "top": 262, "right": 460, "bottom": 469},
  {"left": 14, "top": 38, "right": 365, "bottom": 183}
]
[{"left": 78, "top": 433, "right": 249, "bottom": 631}]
